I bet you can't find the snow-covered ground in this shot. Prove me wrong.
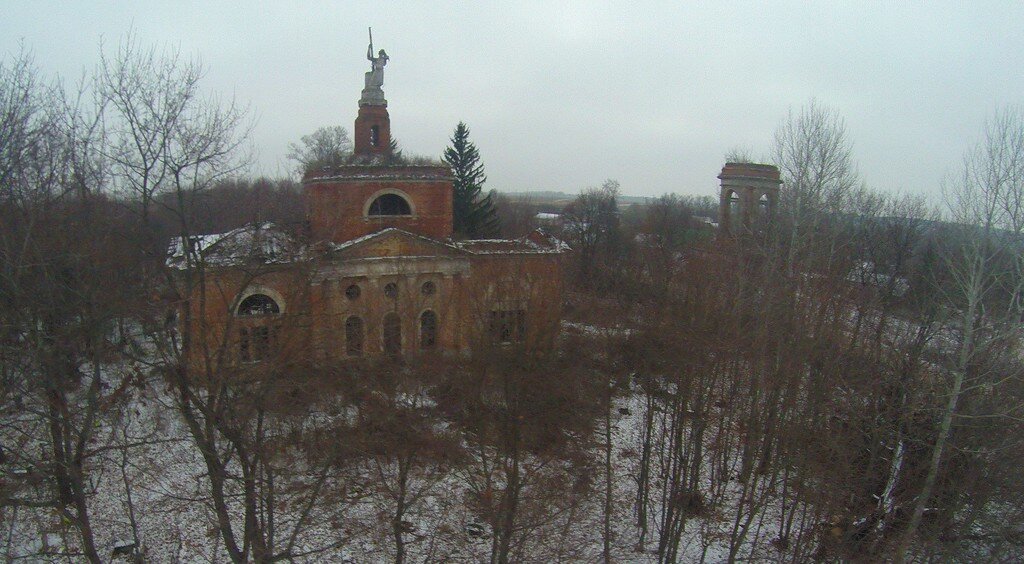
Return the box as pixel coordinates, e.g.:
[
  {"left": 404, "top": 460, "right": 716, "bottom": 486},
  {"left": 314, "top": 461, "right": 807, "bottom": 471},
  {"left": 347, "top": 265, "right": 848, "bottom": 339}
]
[{"left": 2, "top": 376, "right": 801, "bottom": 563}]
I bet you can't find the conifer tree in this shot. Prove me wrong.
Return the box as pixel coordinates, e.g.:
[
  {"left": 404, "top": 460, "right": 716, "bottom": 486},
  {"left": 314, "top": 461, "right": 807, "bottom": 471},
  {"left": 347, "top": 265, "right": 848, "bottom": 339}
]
[{"left": 444, "top": 122, "right": 499, "bottom": 237}]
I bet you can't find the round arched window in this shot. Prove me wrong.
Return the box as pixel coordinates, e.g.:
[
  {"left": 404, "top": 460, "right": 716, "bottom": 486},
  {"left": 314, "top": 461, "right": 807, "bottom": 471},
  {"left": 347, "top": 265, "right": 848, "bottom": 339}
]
[
  {"left": 421, "top": 281, "right": 436, "bottom": 296},
  {"left": 384, "top": 282, "right": 398, "bottom": 299},
  {"left": 237, "top": 294, "right": 280, "bottom": 316},
  {"left": 345, "top": 284, "right": 361, "bottom": 300},
  {"left": 368, "top": 193, "right": 412, "bottom": 216}
]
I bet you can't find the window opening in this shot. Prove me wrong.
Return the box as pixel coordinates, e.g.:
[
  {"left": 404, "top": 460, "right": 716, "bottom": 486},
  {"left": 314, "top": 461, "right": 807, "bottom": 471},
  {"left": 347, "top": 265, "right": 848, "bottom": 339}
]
[
  {"left": 383, "top": 312, "right": 402, "bottom": 355},
  {"left": 729, "top": 191, "right": 741, "bottom": 215},
  {"left": 237, "top": 294, "right": 280, "bottom": 316},
  {"left": 384, "top": 282, "right": 398, "bottom": 299},
  {"left": 345, "top": 284, "right": 361, "bottom": 300},
  {"left": 420, "top": 310, "right": 437, "bottom": 349},
  {"left": 368, "top": 194, "right": 412, "bottom": 216},
  {"left": 370, "top": 125, "right": 380, "bottom": 147},
  {"left": 489, "top": 310, "right": 526, "bottom": 344},
  {"left": 345, "top": 316, "right": 364, "bottom": 356},
  {"left": 239, "top": 328, "right": 250, "bottom": 362},
  {"left": 239, "top": 325, "right": 276, "bottom": 362},
  {"left": 421, "top": 281, "right": 436, "bottom": 296}
]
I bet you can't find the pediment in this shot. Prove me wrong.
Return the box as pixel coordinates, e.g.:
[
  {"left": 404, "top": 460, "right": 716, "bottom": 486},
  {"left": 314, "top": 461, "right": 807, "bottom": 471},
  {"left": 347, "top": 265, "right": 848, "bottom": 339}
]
[{"left": 329, "top": 228, "right": 467, "bottom": 260}]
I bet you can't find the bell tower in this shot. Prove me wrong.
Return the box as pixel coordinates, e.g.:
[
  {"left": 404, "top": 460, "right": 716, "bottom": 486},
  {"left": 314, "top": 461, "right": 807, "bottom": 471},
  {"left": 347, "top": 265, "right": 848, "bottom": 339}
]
[
  {"left": 303, "top": 34, "right": 454, "bottom": 243},
  {"left": 354, "top": 30, "right": 391, "bottom": 157},
  {"left": 354, "top": 104, "right": 391, "bottom": 157}
]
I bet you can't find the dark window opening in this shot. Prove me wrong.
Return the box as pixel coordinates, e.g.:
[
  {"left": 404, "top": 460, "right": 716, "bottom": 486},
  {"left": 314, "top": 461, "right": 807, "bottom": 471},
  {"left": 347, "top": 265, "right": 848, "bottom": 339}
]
[
  {"left": 420, "top": 310, "right": 437, "bottom": 349},
  {"left": 421, "top": 281, "right": 436, "bottom": 296},
  {"left": 383, "top": 312, "right": 402, "bottom": 356},
  {"left": 345, "top": 316, "right": 364, "bottom": 357},
  {"left": 368, "top": 194, "right": 412, "bottom": 216},
  {"left": 489, "top": 310, "right": 526, "bottom": 344},
  {"left": 345, "top": 284, "right": 361, "bottom": 300},
  {"left": 370, "top": 125, "right": 380, "bottom": 147},
  {"left": 237, "top": 294, "right": 280, "bottom": 316},
  {"left": 239, "top": 325, "right": 277, "bottom": 362},
  {"left": 384, "top": 282, "right": 398, "bottom": 299},
  {"left": 240, "top": 328, "right": 249, "bottom": 361}
]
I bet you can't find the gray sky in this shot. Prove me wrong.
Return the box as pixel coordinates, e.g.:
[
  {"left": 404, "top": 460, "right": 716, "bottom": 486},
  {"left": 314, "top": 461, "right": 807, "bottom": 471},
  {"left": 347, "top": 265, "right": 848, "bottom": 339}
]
[{"left": 3, "top": 1, "right": 1023, "bottom": 198}]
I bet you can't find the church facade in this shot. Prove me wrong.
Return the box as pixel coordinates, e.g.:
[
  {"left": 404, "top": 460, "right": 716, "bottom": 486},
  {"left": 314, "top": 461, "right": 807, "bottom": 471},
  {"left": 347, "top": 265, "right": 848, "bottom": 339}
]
[{"left": 173, "top": 46, "right": 566, "bottom": 363}]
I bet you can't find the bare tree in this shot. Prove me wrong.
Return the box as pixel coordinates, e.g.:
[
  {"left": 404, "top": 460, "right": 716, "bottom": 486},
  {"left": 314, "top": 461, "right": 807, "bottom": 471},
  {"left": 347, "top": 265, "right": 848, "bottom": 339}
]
[
  {"left": 563, "top": 180, "right": 624, "bottom": 291},
  {"left": 287, "top": 125, "right": 352, "bottom": 176},
  {"left": 895, "top": 106, "right": 1024, "bottom": 561},
  {"left": 96, "top": 36, "right": 353, "bottom": 562},
  {"left": 0, "top": 48, "right": 142, "bottom": 562},
  {"left": 772, "top": 99, "right": 859, "bottom": 276}
]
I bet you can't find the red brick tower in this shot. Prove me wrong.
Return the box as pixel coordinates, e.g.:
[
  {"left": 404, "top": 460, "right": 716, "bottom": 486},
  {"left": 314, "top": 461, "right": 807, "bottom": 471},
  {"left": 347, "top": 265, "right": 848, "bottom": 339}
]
[
  {"left": 353, "top": 40, "right": 391, "bottom": 158},
  {"left": 303, "top": 41, "right": 454, "bottom": 244},
  {"left": 354, "top": 104, "right": 391, "bottom": 157}
]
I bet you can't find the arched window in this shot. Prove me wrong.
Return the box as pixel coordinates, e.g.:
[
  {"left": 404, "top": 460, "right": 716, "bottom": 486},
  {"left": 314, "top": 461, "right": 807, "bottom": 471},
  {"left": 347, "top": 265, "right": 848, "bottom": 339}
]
[
  {"left": 420, "top": 310, "right": 437, "bottom": 349},
  {"left": 383, "top": 312, "right": 402, "bottom": 356},
  {"left": 345, "top": 316, "right": 364, "bottom": 357},
  {"left": 237, "top": 294, "right": 280, "bottom": 316},
  {"left": 728, "top": 190, "right": 741, "bottom": 216},
  {"left": 368, "top": 194, "right": 412, "bottom": 216},
  {"left": 370, "top": 125, "right": 380, "bottom": 147}
]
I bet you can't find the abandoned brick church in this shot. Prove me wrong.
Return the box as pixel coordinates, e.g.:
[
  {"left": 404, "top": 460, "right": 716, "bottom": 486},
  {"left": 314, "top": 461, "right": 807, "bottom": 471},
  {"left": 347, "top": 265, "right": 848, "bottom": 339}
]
[{"left": 172, "top": 45, "right": 567, "bottom": 362}]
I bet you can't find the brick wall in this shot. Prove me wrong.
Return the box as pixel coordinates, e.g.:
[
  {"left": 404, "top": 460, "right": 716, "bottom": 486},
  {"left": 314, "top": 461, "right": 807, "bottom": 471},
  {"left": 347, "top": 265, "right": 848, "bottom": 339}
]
[{"left": 305, "top": 165, "right": 455, "bottom": 242}]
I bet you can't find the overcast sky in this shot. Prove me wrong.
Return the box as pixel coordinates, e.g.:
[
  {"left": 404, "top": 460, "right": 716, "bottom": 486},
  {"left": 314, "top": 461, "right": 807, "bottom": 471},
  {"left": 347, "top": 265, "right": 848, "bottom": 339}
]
[{"left": 3, "top": 1, "right": 1023, "bottom": 199}]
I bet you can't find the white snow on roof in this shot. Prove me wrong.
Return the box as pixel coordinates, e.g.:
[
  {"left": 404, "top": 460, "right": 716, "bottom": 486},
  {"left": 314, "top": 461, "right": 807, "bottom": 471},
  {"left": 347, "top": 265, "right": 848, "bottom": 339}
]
[
  {"left": 167, "top": 225, "right": 569, "bottom": 269},
  {"left": 166, "top": 223, "right": 297, "bottom": 269}
]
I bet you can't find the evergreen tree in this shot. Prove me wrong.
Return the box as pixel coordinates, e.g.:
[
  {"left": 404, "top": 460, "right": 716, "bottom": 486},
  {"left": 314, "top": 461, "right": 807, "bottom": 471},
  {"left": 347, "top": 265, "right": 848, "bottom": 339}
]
[{"left": 443, "top": 122, "right": 499, "bottom": 237}]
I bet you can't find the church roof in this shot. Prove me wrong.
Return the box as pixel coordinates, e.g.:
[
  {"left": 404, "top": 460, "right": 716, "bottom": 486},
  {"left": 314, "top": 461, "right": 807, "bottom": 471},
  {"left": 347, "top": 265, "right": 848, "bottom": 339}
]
[
  {"left": 167, "top": 225, "right": 567, "bottom": 270},
  {"left": 304, "top": 163, "right": 451, "bottom": 183},
  {"left": 333, "top": 227, "right": 568, "bottom": 255},
  {"left": 166, "top": 223, "right": 298, "bottom": 269}
]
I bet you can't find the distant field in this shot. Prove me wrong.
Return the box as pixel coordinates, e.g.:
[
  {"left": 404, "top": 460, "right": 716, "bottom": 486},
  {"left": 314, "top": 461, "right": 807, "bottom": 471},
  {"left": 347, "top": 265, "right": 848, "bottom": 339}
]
[{"left": 497, "top": 190, "right": 654, "bottom": 205}]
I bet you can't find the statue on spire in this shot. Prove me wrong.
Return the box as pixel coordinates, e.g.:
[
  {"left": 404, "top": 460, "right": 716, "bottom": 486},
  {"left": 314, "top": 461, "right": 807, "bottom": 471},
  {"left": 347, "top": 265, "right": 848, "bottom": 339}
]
[{"left": 361, "top": 28, "right": 389, "bottom": 105}]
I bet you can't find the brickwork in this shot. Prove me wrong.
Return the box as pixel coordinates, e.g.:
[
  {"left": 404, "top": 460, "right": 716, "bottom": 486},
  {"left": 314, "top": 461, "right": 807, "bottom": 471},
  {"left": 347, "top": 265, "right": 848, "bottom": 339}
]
[
  {"left": 305, "top": 166, "right": 455, "bottom": 242},
  {"left": 353, "top": 104, "right": 391, "bottom": 157},
  {"left": 188, "top": 242, "right": 564, "bottom": 363},
  {"left": 718, "top": 162, "right": 782, "bottom": 235},
  {"left": 182, "top": 55, "right": 565, "bottom": 365}
]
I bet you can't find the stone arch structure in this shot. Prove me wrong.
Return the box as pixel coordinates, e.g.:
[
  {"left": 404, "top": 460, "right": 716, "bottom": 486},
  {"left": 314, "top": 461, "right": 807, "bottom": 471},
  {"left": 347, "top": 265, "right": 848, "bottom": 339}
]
[{"left": 718, "top": 162, "right": 782, "bottom": 236}]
